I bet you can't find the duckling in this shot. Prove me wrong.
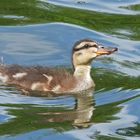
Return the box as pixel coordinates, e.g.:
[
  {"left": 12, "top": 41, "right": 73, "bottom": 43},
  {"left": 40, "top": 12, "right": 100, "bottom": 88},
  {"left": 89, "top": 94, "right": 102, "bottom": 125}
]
[{"left": 0, "top": 39, "right": 117, "bottom": 93}]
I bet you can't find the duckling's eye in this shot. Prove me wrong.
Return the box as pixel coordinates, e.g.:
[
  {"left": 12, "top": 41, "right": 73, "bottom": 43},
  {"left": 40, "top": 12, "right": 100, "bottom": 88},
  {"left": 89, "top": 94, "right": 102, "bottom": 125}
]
[
  {"left": 84, "top": 44, "right": 90, "bottom": 49},
  {"left": 92, "top": 44, "right": 98, "bottom": 48}
]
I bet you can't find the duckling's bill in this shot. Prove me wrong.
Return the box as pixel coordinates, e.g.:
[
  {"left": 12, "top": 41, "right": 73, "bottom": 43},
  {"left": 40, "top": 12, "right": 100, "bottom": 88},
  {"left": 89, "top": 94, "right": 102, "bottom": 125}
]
[{"left": 96, "top": 47, "right": 118, "bottom": 56}]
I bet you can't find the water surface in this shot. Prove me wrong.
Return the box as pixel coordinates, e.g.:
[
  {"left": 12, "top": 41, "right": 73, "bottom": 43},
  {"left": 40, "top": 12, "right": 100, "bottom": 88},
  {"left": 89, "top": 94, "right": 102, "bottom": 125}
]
[{"left": 0, "top": 0, "right": 140, "bottom": 140}]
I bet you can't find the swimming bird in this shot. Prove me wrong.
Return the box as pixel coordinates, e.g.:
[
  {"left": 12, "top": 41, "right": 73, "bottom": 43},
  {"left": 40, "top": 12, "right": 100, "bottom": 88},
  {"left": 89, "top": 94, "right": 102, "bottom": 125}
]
[{"left": 0, "top": 39, "right": 117, "bottom": 93}]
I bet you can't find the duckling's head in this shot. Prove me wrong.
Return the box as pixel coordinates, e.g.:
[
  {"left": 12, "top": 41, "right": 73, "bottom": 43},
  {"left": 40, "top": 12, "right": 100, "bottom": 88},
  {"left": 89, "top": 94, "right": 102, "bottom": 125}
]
[{"left": 72, "top": 39, "right": 118, "bottom": 69}]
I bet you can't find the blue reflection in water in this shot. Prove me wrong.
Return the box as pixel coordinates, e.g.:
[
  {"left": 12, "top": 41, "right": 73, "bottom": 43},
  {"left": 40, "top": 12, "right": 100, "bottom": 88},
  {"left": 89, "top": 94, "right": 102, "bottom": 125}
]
[
  {"left": 45, "top": 0, "right": 140, "bottom": 14},
  {"left": 0, "top": 23, "right": 140, "bottom": 75}
]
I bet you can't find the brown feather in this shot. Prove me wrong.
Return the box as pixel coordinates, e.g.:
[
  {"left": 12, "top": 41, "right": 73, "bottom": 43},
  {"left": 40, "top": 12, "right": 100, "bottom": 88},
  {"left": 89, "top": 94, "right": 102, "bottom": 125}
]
[{"left": 0, "top": 64, "right": 76, "bottom": 91}]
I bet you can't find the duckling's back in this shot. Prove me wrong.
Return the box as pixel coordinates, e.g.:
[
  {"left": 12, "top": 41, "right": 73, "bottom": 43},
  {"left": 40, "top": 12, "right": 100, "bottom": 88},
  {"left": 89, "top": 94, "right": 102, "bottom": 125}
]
[{"left": 0, "top": 64, "right": 76, "bottom": 93}]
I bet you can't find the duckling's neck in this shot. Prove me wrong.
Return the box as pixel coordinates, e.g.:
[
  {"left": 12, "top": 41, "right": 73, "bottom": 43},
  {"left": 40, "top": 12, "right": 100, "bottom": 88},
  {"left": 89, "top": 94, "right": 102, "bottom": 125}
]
[
  {"left": 74, "top": 65, "right": 91, "bottom": 78},
  {"left": 73, "top": 65, "right": 94, "bottom": 91}
]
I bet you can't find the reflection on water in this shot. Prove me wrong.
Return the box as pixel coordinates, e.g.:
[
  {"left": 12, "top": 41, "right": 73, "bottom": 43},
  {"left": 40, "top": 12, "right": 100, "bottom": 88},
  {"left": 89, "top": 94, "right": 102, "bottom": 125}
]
[
  {"left": 0, "top": 15, "right": 26, "bottom": 19},
  {"left": 46, "top": 0, "right": 140, "bottom": 14},
  {"left": 0, "top": 32, "right": 59, "bottom": 56},
  {"left": 0, "top": 23, "right": 140, "bottom": 75},
  {"left": 0, "top": 89, "right": 94, "bottom": 138},
  {"left": 37, "top": 90, "right": 94, "bottom": 128},
  {"left": 0, "top": 0, "right": 140, "bottom": 139},
  {"left": 1, "top": 86, "right": 140, "bottom": 140}
]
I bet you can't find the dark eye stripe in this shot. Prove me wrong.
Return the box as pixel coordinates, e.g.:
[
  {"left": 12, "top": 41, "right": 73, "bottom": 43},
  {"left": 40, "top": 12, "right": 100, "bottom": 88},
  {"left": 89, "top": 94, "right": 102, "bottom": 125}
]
[
  {"left": 74, "top": 44, "right": 98, "bottom": 52},
  {"left": 92, "top": 44, "right": 98, "bottom": 48}
]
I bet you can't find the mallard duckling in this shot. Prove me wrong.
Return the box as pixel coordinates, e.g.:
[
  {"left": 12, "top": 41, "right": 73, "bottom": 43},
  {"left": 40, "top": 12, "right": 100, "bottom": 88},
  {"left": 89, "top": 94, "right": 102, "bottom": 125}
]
[{"left": 0, "top": 39, "right": 117, "bottom": 93}]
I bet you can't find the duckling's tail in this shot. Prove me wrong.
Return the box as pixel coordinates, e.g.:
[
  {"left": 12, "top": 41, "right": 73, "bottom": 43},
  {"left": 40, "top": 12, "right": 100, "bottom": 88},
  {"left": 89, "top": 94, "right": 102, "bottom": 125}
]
[
  {"left": 0, "top": 57, "right": 8, "bottom": 83},
  {"left": 0, "top": 56, "right": 6, "bottom": 74}
]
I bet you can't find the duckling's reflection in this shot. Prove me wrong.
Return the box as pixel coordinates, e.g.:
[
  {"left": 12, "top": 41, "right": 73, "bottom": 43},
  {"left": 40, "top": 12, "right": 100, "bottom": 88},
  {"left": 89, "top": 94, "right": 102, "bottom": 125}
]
[
  {"left": 26, "top": 89, "right": 95, "bottom": 128},
  {"left": 73, "top": 89, "right": 94, "bottom": 128}
]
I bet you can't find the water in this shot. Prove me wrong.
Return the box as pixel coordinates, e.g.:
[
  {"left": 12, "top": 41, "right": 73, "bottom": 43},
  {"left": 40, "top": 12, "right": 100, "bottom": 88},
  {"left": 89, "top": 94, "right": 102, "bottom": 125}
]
[{"left": 0, "top": 0, "right": 140, "bottom": 139}]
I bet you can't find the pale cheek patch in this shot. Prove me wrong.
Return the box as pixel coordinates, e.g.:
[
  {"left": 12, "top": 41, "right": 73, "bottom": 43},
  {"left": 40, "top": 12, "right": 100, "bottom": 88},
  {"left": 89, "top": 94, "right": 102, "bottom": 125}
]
[
  {"left": 75, "top": 52, "right": 82, "bottom": 56},
  {"left": 91, "top": 47, "right": 98, "bottom": 52},
  {"left": 0, "top": 73, "right": 8, "bottom": 83},
  {"left": 13, "top": 73, "right": 27, "bottom": 79},
  {"left": 92, "top": 53, "right": 97, "bottom": 58}
]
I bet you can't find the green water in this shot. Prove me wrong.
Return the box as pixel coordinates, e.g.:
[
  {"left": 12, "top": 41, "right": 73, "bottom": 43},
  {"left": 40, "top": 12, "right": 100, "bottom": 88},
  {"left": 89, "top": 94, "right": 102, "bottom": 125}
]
[{"left": 0, "top": 0, "right": 140, "bottom": 140}]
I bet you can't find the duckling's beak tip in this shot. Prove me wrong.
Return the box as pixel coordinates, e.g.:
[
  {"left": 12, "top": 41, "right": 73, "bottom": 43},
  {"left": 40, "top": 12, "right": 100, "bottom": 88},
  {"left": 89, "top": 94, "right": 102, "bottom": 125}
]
[{"left": 112, "top": 47, "right": 118, "bottom": 52}]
